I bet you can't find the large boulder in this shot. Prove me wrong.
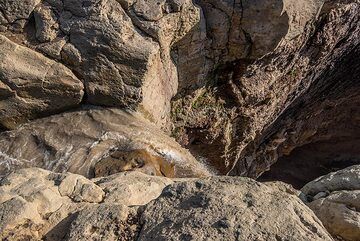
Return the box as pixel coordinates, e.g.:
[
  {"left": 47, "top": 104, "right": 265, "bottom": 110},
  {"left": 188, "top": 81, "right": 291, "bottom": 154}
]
[
  {"left": 138, "top": 176, "right": 333, "bottom": 241},
  {"left": 0, "top": 107, "right": 211, "bottom": 178},
  {"left": 0, "top": 168, "right": 103, "bottom": 241},
  {"left": 301, "top": 165, "right": 360, "bottom": 241},
  {"left": 0, "top": 168, "right": 174, "bottom": 240},
  {"left": 93, "top": 171, "right": 174, "bottom": 206},
  {"left": 0, "top": 34, "right": 84, "bottom": 129},
  {"left": 0, "top": 0, "right": 201, "bottom": 129}
]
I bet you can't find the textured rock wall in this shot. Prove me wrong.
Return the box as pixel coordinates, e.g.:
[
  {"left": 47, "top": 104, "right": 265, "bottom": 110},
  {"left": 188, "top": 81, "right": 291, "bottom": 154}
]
[
  {"left": 0, "top": 0, "right": 201, "bottom": 130},
  {"left": 0, "top": 0, "right": 358, "bottom": 180},
  {"left": 0, "top": 107, "right": 211, "bottom": 179},
  {"left": 171, "top": 0, "right": 360, "bottom": 176}
]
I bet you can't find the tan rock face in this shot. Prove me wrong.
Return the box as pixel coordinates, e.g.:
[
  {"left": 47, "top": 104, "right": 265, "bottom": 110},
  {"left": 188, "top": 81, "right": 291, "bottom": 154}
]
[
  {"left": 0, "top": 168, "right": 174, "bottom": 240},
  {"left": 0, "top": 168, "right": 333, "bottom": 240},
  {"left": 0, "top": 107, "right": 211, "bottom": 179},
  {"left": 139, "top": 176, "right": 333, "bottom": 241},
  {"left": 0, "top": 35, "right": 84, "bottom": 129},
  {"left": 66, "top": 203, "right": 141, "bottom": 241},
  {"left": 94, "top": 171, "right": 174, "bottom": 206},
  {"left": 301, "top": 165, "right": 360, "bottom": 241},
  {"left": 0, "top": 0, "right": 201, "bottom": 130},
  {"left": 0, "top": 168, "right": 100, "bottom": 241}
]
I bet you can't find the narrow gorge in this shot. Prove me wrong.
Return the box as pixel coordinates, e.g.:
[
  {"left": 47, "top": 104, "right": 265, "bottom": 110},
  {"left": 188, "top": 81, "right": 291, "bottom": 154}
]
[{"left": 0, "top": 0, "right": 359, "bottom": 240}]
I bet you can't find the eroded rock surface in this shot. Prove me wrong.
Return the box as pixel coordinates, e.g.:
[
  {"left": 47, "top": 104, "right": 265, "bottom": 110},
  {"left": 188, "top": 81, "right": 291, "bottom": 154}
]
[
  {"left": 0, "top": 168, "right": 102, "bottom": 241},
  {"left": 0, "top": 0, "right": 201, "bottom": 129},
  {"left": 0, "top": 34, "right": 84, "bottom": 129},
  {"left": 93, "top": 171, "right": 174, "bottom": 206},
  {"left": 171, "top": 0, "right": 360, "bottom": 177},
  {"left": 301, "top": 165, "right": 360, "bottom": 241},
  {"left": 0, "top": 168, "right": 174, "bottom": 240},
  {"left": 0, "top": 107, "right": 211, "bottom": 178},
  {"left": 0, "top": 168, "right": 333, "bottom": 241},
  {"left": 139, "top": 176, "right": 333, "bottom": 241},
  {"left": 66, "top": 203, "right": 141, "bottom": 241}
]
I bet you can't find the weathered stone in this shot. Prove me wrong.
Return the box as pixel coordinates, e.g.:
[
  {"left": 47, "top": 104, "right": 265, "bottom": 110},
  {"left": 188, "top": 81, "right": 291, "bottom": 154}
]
[
  {"left": 66, "top": 204, "right": 140, "bottom": 241},
  {"left": 34, "top": 3, "right": 59, "bottom": 42},
  {"left": 139, "top": 176, "right": 333, "bottom": 241},
  {"left": 308, "top": 191, "right": 360, "bottom": 241},
  {"left": 0, "top": 107, "right": 211, "bottom": 179},
  {"left": 0, "top": 168, "right": 97, "bottom": 241},
  {"left": 94, "top": 171, "right": 174, "bottom": 206},
  {"left": 0, "top": 35, "right": 84, "bottom": 129},
  {"left": 301, "top": 165, "right": 360, "bottom": 198},
  {"left": 20, "top": 0, "right": 200, "bottom": 130},
  {"left": 264, "top": 181, "right": 301, "bottom": 196},
  {"left": 0, "top": 168, "right": 336, "bottom": 241},
  {"left": 301, "top": 165, "right": 360, "bottom": 241},
  {"left": 171, "top": 0, "right": 360, "bottom": 178},
  {"left": 0, "top": 0, "right": 41, "bottom": 24},
  {"left": 0, "top": 168, "right": 175, "bottom": 240}
]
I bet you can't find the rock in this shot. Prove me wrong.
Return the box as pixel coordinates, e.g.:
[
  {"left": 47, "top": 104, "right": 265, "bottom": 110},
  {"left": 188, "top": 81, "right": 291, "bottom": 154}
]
[
  {"left": 66, "top": 204, "right": 141, "bottom": 241},
  {"left": 138, "top": 176, "right": 333, "bottom": 241},
  {"left": 0, "top": 0, "right": 41, "bottom": 24},
  {"left": 301, "top": 165, "right": 360, "bottom": 241},
  {"left": 171, "top": 0, "right": 360, "bottom": 178},
  {"left": 0, "top": 168, "right": 175, "bottom": 240},
  {"left": 0, "top": 168, "right": 332, "bottom": 240},
  {"left": 0, "top": 35, "right": 84, "bottom": 129},
  {"left": 0, "top": 107, "right": 211, "bottom": 179},
  {"left": 94, "top": 171, "right": 173, "bottom": 206},
  {"left": 0, "top": 168, "right": 96, "bottom": 240},
  {"left": 34, "top": 3, "right": 59, "bottom": 42},
  {"left": 7, "top": 0, "right": 198, "bottom": 130},
  {"left": 301, "top": 165, "right": 360, "bottom": 198},
  {"left": 0, "top": 0, "right": 201, "bottom": 129},
  {"left": 307, "top": 191, "right": 360, "bottom": 241},
  {"left": 58, "top": 174, "right": 105, "bottom": 203},
  {"left": 264, "top": 181, "right": 301, "bottom": 196},
  {"left": 175, "top": 0, "right": 324, "bottom": 93}
]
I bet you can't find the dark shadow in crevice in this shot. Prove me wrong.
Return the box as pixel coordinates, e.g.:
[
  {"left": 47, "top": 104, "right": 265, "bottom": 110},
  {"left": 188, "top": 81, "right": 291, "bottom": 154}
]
[{"left": 258, "top": 139, "right": 360, "bottom": 189}]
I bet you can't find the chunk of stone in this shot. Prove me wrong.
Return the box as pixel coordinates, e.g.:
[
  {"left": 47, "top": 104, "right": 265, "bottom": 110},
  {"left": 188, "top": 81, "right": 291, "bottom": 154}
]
[
  {"left": 138, "top": 177, "right": 333, "bottom": 241},
  {"left": 0, "top": 35, "right": 84, "bottom": 128}
]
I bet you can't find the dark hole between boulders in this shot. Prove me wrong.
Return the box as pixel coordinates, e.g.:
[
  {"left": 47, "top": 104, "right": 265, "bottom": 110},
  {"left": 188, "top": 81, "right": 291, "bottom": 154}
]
[{"left": 258, "top": 139, "right": 360, "bottom": 189}]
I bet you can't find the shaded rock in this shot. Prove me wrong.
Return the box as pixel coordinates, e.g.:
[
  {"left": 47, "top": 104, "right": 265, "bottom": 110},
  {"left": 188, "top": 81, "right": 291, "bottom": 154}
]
[
  {"left": 174, "top": 0, "right": 323, "bottom": 93},
  {"left": 301, "top": 165, "right": 360, "bottom": 241},
  {"left": 139, "top": 176, "right": 333, "bottom": 241},
  {"left": 171, "top": 0, "right": 360, "bottom": 178},
  {"left": 33, "top": 3, "right": 59, "bottom": 42},
  {"left": 0, "top": 107, "right": 211, "bottom": 178},
  {"left": 66, "top": 204, "right": 140, "bottom": 241},
  {"left": 0, "top": 0, "right": 41, "bottom": 24},
  {"left": 0, "top": 34, "right": 84, "bottom": 129},
  {"left": 94, "top": 171, "right": 173, "bottom": 206}
]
